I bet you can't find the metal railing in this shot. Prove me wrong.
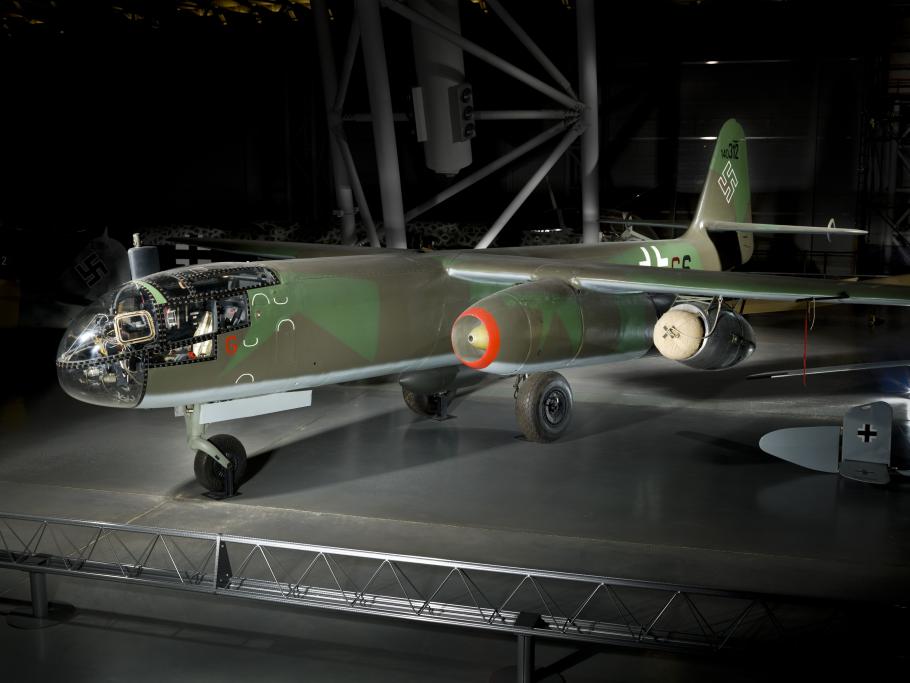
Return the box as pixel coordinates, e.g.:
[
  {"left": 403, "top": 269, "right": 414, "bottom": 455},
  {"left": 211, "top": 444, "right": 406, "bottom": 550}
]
[{"left": 0, "top": 513, "right": 902, "bottom": 667}]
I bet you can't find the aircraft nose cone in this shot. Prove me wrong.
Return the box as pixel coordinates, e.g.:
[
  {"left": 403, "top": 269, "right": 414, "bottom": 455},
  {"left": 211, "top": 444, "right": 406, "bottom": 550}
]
[
  {"left": 56, "top": 293, "right": 147, "bottom": 408},
  {"left": 466, "top": 324, "right": 489, "bottom": 351}
]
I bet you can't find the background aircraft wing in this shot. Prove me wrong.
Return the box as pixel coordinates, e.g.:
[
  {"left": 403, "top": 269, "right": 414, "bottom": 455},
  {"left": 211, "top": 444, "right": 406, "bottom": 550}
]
[
  {"left": 173, "top": 238, "right": 409, "bottom": 260},
  {"left": 447, "top": 254, "right": 910, "bottom": 306},
  {"left": 748, "top": 360, "right": 910, "bottom": 380},
  {"left": 599, "top": 218, "right": 688, "bottom": 230}
]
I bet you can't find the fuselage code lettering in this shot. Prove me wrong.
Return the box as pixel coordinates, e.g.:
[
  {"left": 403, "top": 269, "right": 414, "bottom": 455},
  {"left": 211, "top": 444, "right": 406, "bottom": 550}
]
[{"left": 639, "top": 246, "right": 692, "bottom": 269}]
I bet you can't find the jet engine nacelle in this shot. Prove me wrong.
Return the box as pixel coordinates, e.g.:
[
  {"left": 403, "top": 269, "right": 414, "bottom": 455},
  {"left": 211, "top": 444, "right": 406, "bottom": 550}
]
[
  {"left": 451, "top": 280, "right": 657, "bottom": 375},
  {"left": 653, "top": 302, "right": 755, "bottom": 370}
]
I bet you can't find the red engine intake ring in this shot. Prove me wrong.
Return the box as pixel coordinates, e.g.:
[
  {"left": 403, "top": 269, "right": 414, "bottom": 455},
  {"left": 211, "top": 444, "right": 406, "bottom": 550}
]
[{"left": 453, "top": 306, "right": 501, "bottom": 369}]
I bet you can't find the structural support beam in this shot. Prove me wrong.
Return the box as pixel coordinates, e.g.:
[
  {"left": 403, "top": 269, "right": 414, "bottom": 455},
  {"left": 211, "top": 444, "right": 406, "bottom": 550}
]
[
  {"left": 344, "top": 112, "right": 409, "bottom": 123},
  {"left": 346, "top": 110, "right": 573, "bottom": 123},
  {"left": 475, "top": 126, "right": 582, "bottom": 249},
  {"left": 475, "top": 110, "right": 573, "bottom": 121},
  {"left": 381, "top": 0, "right": 583, "bottom": 111},
  {"left": 335, "top": 132, "right": 382, "bottom": 247},
  {"left": 356, "top": 0, "right": 408, "bottom": 249},
  {"left": 577, "top": 0, "right": 600, "bottom": 244},
  {"left": 406, "top": 120, "right": 570, "bottom": 222},
  {"left": 29, "top": 572, "right": 49, "bottom": 620},
  {"left": 516, "top": 635, "right": 534, "bottom": 683},
  {"left": 334, "top": 16, "right": 360, "bottom": 115},
  {"left": 312, "top": 0, "right": 357, "bottom": 245},
  {"left": 485, "top": 0, "right": 576, "bottom": 99}
]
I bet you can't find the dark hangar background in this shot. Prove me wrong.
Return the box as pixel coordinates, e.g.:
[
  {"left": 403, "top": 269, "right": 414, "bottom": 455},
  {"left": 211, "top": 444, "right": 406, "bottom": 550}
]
[
  {"left": 0, "top": 0, "right": 904, "bottom": 305},
  {"left": 2, "top": 5, "right": 910, "bottom": 679}
]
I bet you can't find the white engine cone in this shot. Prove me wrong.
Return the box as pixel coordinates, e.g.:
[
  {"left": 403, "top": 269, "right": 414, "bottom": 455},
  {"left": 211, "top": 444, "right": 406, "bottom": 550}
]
[{"left": 653, "top": 308, "right": 704, "bottom": 361}]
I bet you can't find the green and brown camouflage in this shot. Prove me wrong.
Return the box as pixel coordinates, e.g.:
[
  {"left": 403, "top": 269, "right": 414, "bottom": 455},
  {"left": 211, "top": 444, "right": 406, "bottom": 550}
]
[
  {"left": 450, "top": 280, "right": 655, "bottom": 374},
  {"left": 56, "top": 119, "right": 907, "bottom": 411}
]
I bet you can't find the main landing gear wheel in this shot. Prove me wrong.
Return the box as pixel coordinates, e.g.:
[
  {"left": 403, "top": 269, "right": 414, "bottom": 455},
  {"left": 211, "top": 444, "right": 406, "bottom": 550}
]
[
  {"left": 515, "top": 371, "right": 573, "bottom": 442},
  {"left": 193, "top": 434, "right": 248, "bottom": 494},
  {"left": 402, "top": 387, "right": 451, "bottom": 420}
]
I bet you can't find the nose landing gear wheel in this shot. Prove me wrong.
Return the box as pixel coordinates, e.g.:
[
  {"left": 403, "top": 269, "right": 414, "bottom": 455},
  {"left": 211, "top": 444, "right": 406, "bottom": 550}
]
[
  {"left": 194, "top": 434, "right": 248, "bottom": 495},
  {"left": 515, "top": 371, "right": 573, "bottom": 442}
]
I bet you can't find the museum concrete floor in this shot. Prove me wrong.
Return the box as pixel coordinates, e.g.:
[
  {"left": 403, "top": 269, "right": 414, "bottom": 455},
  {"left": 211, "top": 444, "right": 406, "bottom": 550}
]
[{"left": 1, "top": 307, "right": 908, "bottom": 681}]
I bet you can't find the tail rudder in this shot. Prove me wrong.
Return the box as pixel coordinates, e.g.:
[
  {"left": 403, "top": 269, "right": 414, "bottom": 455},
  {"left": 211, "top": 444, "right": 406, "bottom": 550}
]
[{"left": 686, "top": 119, "right": 754, "bottom": 266}]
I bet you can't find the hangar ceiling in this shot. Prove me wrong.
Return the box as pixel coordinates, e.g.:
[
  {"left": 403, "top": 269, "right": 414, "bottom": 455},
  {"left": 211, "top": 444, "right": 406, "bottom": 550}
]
[{"left": 0, "top": 1, "right": 907, "bottom": 273}]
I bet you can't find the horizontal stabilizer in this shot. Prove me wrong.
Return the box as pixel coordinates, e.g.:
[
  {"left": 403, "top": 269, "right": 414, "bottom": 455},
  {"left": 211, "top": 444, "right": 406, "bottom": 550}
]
[
  {"left": 759, "top": 426, "right": 842, "bottom": 473},
  {"left": 760, "top": 402, "right": 896, "bottom": 483},
  {"left": 702, "top": 220, "right": 866, "bottom": 236}
]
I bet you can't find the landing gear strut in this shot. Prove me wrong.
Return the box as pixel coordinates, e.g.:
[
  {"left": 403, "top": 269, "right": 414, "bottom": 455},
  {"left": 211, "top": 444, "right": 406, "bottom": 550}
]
[
  {"left": 183, "top": 405, "right": 247, "bottom": 498},
  {"left": 402, "top": 388, "right": 451, "bottom": 420},
  {"left": 514, "top": 371, "right": 573, "bottom": 442}
]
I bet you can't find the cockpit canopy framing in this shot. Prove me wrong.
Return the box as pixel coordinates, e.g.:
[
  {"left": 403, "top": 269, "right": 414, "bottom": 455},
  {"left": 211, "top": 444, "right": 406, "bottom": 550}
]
[{"left": 56, "top": 264, "right": 279, "bottom": 408}]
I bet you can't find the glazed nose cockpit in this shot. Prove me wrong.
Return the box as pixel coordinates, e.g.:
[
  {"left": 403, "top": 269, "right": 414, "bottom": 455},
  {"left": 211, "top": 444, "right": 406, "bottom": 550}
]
[
  {"left": 56, "top": 264, "right": 280, "bottom": 408},
  {"left": 56, "top": 281, "right": 157, "bottom": 407}
]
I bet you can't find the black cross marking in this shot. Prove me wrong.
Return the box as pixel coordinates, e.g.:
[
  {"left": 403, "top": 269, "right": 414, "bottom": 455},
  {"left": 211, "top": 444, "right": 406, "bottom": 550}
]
[
  {"left": 857, "top": 424, "right": 877, "bottom": 443},
  {"left": 662, "top": 325, "right": 680, "bottom": 340}
]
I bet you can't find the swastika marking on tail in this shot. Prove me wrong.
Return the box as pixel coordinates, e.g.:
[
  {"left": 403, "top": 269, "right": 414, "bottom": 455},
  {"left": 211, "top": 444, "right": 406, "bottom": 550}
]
[{"left": 716, "top": 160, "right": 738, "bottom": 204}]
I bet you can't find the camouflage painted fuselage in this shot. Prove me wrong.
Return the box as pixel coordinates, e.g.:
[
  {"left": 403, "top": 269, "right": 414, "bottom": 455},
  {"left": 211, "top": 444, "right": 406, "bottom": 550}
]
[
  {"left": 57, "top": 118, "right": 771, "bottom": 410},
  {"left": 137, "top": 232, "right": 714, "bottom": 408}
]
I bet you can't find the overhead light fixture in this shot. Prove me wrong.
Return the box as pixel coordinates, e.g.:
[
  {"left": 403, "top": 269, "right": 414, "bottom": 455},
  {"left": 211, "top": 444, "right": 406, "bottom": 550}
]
[{"left": 705, "top": 60, "right": 719, "bottom": 65}]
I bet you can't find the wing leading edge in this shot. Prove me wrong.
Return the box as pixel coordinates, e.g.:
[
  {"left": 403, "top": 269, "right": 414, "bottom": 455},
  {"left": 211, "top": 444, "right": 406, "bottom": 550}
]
[{"left": 444, "top": 253, "right": 910, "bottom": 306}]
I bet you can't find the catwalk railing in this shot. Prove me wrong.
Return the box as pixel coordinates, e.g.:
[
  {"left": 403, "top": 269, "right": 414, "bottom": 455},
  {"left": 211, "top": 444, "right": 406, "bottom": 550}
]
[{"left": 0, "top": 513, "right": 902, "bottom": 656}]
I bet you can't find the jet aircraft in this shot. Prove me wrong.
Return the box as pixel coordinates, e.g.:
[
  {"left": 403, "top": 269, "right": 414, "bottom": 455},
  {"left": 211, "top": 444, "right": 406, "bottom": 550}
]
[{"left": 55, "top": 119, "right": 910, "bottom": 495}]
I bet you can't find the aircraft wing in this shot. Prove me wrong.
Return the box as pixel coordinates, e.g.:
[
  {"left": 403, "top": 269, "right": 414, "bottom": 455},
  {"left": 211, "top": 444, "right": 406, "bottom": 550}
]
[
  {"left": 748, "top": 360, "right": 910, "bottom": 380},
  {"left": 173, "top": 238, "right": 409, "bottom": 260},
  {"left": 446, "top": 254, "right": 910, "bottom": 306},
  {"left": 599, "top": 218, "right": 688, "bottom": 230}
]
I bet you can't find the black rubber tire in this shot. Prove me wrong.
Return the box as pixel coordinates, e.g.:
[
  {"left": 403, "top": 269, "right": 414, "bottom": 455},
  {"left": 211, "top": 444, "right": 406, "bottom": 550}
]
[
  {"left": 515, "top": 372, "right": 573, "bottom": 442},
  {"left": 193, "top": 434, "right": 248, "bottom": 493},
  {"left": 402, "top": 387, "right": 446, "bottom": 417}
]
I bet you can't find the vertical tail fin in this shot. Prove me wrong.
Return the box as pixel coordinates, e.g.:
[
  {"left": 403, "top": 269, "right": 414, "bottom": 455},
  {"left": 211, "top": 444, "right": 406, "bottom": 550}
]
[{"left": 686, "top": 119, "right": 754, "bottom": 265}]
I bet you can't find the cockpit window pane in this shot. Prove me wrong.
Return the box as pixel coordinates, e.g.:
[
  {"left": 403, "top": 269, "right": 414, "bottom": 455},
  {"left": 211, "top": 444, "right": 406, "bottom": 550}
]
[
  {"left": 114, "top": 311, "right": 155, "bottom": 344},
  {"left": 57, "top": 282, "right": 157, "bottom": 364},
  {"left": 56, "top": 287, "right": 148, "bottom": 408},
  {"left": 142, "top": 264, "right": 278, "bottom": 302},
  {"left": 218, "top": 294, "right": 249, "bottom": 332}
]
